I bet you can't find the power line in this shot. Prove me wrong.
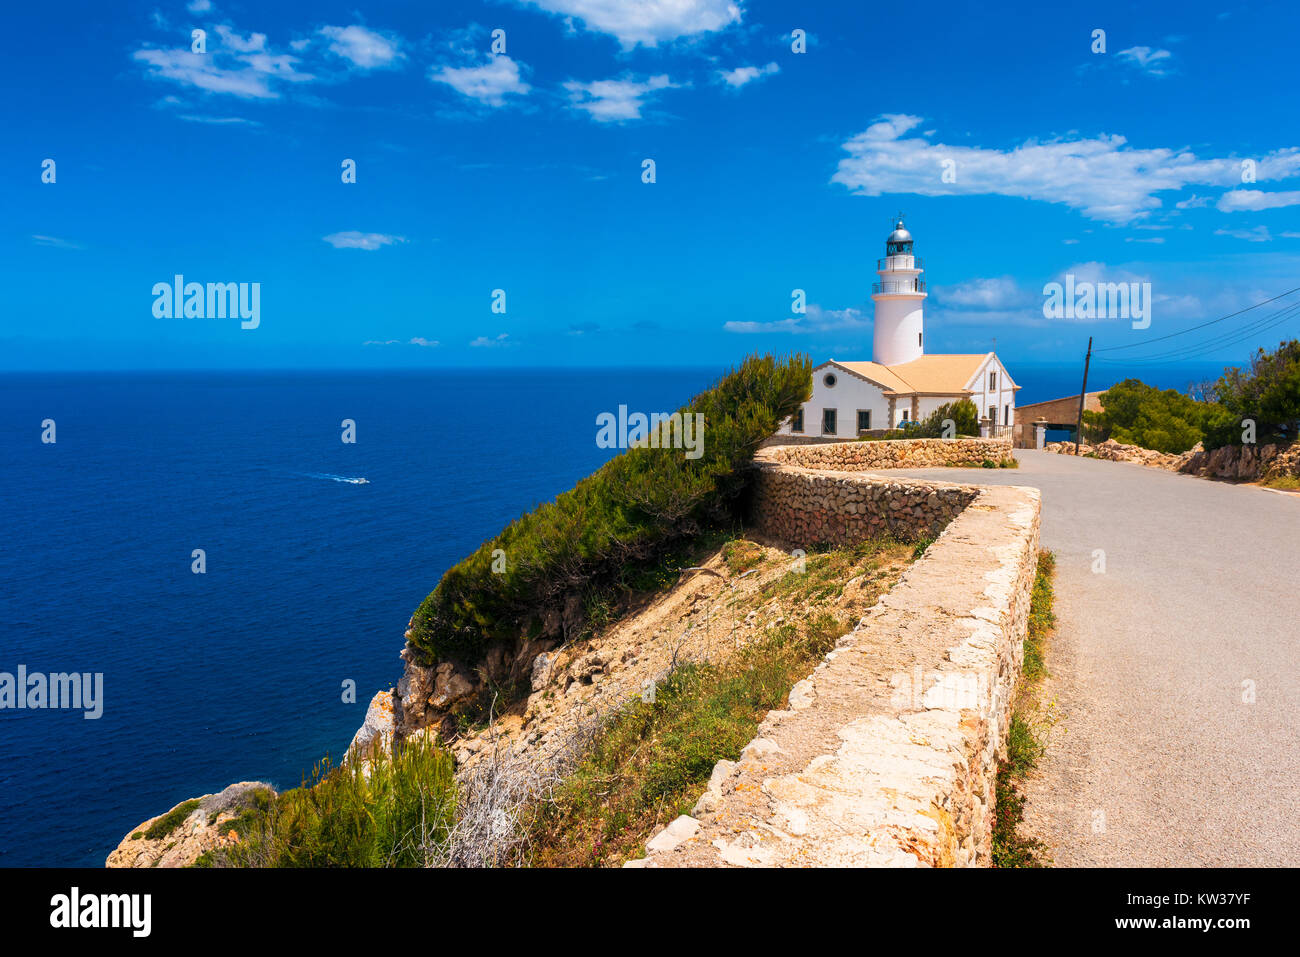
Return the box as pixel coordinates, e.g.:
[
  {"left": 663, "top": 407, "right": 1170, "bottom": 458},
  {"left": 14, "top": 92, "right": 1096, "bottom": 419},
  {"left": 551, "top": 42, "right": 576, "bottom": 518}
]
[
  {"left": 1092, "top": 285, "right": 1300, "bottom": 354},
  {"left": 1092, "top": 301, "right": 1300, "bottom": 364},
  {"left": 1091, "top": 300, "right": 1300, "bottom": 365}
]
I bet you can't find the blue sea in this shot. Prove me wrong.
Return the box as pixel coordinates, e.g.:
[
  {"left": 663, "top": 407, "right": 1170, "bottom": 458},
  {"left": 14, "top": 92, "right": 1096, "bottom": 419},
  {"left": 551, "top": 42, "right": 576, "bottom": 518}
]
[{"left": 0, "top": 362, "right": 1231, "bottom": 866}]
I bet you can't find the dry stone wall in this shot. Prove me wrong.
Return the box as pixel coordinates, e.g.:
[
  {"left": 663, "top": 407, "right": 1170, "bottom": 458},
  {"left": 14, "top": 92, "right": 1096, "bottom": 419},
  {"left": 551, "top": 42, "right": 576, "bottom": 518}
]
[
  {"left": 752, "top": 466, "right": 975, "bottom": 544},
  {"left": 628, "top": 443, "right": 1042, "bottom": 868},
  {"left": 768, "top": 437, "right": 1013, "bottom": 470}
]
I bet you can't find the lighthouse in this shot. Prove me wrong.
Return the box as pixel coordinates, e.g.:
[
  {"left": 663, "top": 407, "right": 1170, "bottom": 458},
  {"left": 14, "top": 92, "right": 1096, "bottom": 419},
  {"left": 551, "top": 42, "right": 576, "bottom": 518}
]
[
  {"left": 871, "top": 215, "right": 926, "bottom": 366},
  {"left": 776, "top": 212, "right": 1020, "bottom": 442}
]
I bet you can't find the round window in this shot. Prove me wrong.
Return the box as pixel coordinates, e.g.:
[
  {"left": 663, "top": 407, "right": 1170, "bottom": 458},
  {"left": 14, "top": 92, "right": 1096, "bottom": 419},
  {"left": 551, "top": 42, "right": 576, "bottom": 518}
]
[{"left": 823, "top": 373, "right": 837, "bottom": 388}]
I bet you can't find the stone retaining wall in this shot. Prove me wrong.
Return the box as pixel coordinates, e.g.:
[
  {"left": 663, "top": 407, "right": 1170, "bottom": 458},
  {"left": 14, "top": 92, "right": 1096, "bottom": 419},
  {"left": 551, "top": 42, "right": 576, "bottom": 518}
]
[
  {"left": 629, "top": 456, "right": 1041, "bottom": 868},
  {"left": 751, "top": 464, "right": 976, "bottom": 544},
  {"left": 768, "top": 436, "right": 1013, "bottom": 470}
]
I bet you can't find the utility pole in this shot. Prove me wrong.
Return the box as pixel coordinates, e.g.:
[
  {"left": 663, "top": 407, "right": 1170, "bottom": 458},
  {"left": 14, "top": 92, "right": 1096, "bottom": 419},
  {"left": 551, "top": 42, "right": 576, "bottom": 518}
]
[{"left": 1075, "top": 336, "right": 1093, "bottom": 455}]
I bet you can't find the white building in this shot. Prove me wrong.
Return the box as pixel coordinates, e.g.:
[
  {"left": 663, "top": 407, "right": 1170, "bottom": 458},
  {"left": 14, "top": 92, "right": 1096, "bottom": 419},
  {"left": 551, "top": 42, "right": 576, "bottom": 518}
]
[{"left": 778, "top": 217, "right": 1019, "bottom": 440}]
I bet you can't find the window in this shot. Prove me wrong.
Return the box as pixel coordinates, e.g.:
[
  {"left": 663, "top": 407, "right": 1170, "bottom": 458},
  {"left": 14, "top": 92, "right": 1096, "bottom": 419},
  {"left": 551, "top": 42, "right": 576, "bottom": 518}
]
[
  {"left": 989, "top": 371, "right": 997, "bottom": 391},
  {"left": 822, "top": 408, "right": 837, "bottom": 435},
  {"left": 857, "top": 410, "right": 871, "bottom": 432},
  {"left": 1004, "top": 404, "right": 1010, "bottom": 427},
  {"left": 823, "top": 372, "right": 837, "bottom": 388},
  {"left": 918, "top": 332, "right": 923, "bottom": 347},
  {"left": 791, "top": 409, "right": 804, "bottom": 433},
  {"left": 989, "top": 406, "right": 997, "bottom": 425}
]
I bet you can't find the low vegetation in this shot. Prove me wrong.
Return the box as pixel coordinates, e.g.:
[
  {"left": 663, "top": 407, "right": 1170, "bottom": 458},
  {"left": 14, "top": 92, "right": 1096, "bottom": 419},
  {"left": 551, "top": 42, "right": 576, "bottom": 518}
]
[
  {"left": 993, "top": 550, "right": 1055, "bottom": 868},
  {"left": 902, "top": 398, "right": 981, "bottom": 438},
  {"left": 198, "top": 737, "right": 457, "bottom": 868},
  {"left": 526, "top": 612, "right": 847, "bottom": 867},
  {"left": 1082, "top": 379, "right": 1211, "bottom": 453},
  {"left": 1084, "top": 340, "right": 1300, "bottom": 453},
  {"left": 524, "top": 535, "right": 910, "bottom": 866},
  {"left": 142, "top": 799, "right": 202, "bottom": 841},
  {"left": 1261, "top": 473, "right": 1300, "bottom": 491},
  {"left": 197, "top": 533, "right": 910, "bottom": 869},
  {"left": 408, "top": 353, "right": 813, "bottom": 665}
]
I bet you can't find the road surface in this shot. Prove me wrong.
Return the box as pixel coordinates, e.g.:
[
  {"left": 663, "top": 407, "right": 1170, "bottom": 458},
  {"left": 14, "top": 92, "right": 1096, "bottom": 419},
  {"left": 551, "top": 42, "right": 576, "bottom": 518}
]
[{"left": 895, "top": 450, "right": 1300, "bottom": 866}]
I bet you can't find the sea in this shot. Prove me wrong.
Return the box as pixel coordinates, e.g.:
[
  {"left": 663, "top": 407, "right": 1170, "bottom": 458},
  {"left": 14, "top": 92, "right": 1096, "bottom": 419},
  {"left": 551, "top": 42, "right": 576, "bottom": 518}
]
[{"left": 0, "top": 362, "right": 1231, "bottom": 866}]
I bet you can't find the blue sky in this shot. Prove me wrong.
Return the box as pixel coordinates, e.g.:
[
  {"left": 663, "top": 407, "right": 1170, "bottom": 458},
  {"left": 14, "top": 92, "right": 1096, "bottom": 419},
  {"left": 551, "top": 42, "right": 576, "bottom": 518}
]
[{"left": 5, "top": 0, "right": 1300, "bottom": 371}]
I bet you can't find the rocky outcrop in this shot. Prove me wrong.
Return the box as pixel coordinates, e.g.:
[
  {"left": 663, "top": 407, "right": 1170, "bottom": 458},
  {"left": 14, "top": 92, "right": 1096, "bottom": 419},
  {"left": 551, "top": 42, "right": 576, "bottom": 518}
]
[
  {"left": 346, "top": 690, "right": 396, "bottom": 764},
  {"left": 394, "top": 629, "right": 556, "bottom": 739},
  {"left": 106, "top": 781, "right": 276, "bottom": 869},
  {"left": 1044, "top": 437, "right": 1299, "bottom": 483}
]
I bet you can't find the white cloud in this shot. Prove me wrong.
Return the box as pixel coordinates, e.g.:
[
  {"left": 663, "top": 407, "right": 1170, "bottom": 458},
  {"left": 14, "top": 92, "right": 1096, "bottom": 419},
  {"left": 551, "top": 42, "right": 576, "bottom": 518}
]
[
  {"left": 518, "top": 0, "right": 742, "bottom": 47},
  {"left": 133, "top": 25, "right": 314, "bottom": 99},
  {"left": 831, "top": 114, "right": 1300, "bottom": 224},
  {"left": 187, "top": 0, "right": 212, "bottom": 13},
  {"left": 319, "top": 25, "right": 404, "bottom": 70},
  {"left": 470, "top": 333, "right": 511, "bottom": 347},
  {"left": 365, "top": 337, "right": 440, "bottom": 346},
  {"left": 564, "top": 74, "right": 676, "bottom": 122},
  {"left": 1117, "top": 46, "right": 1174, "bottom": 76},
  {"left": 724, "top": 304, "right": 867, "bottom": 334},
  {"left": 177, "top": 113, "right": 260, "bottom": 125},
  {"left": 322, "top": 231, "right": 407, "bottom": 250},
  {"left": 431, "top": 55, "right": 530, "bottom": 106},
  {"left": 32, "top": 235, "right": 83, "bottom": 250},
  {"left": 935, "top": 277, "right": 1023, "bottom": 309},
  {"left": 717, "top": 61, "right": 778, "bottom": 88},
  {"left": 213, "top": 25, "right": 266, "bottom": 53},
  {"left": 1217, "top": 189, "right": 1300, "bottom": 212},
  {"left": 1214, "top": 226, "right": 1273, "bottom": 242}
]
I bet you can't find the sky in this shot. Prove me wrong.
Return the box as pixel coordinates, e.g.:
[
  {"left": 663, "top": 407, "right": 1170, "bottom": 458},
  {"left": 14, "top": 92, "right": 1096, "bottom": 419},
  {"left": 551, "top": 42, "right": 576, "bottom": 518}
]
[{"left": 4, "top": 0, "right": 1300, "bottom": 372}]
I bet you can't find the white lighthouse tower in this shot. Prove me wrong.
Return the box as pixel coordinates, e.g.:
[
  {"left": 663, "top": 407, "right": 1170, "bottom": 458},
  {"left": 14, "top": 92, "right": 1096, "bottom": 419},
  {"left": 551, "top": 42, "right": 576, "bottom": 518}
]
[{"left": 871, "top": 215, "right": 926, "bottom": 366}]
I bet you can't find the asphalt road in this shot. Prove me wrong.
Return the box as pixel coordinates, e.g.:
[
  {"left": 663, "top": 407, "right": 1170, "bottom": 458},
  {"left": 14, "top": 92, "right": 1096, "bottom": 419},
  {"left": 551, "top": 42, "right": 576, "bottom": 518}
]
[{"left": 895, "top": 450, "right": 1300, "bottom": 866}]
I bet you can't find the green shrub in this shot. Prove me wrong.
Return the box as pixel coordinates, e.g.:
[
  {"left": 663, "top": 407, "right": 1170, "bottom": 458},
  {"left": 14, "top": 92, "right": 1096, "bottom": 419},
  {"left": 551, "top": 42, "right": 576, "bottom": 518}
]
[
  {"left": 1082, "top": 378, "right": 1211, "bottom": 453},
  {"left": 1203, "top": 339, "right": 1300, "bottom": 449},
  {"left": 408, "top": 354, "right": 813, "bottom": 665},
  {"left": 144, "top": 799, "right": 202, "bottom": 841},
  {"left": 902, "top": 398, "right": 980, "bottom": 438},
  {"left": 215, "top": 736, "right": 456, "bottom": 868}
]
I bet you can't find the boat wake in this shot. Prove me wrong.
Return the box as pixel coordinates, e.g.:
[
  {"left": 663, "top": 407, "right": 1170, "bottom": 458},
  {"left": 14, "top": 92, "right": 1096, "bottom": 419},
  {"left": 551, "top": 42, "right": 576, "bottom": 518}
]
[{"left": 300, "top": 472, "right": 370, "bottom": 485}]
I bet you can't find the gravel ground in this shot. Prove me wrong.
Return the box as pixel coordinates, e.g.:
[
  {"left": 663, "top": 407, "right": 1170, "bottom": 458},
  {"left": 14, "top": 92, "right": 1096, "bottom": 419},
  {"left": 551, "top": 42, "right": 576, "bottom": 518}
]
[{"left": 893, "top": 450, "right": 1300, "bottom": 866}]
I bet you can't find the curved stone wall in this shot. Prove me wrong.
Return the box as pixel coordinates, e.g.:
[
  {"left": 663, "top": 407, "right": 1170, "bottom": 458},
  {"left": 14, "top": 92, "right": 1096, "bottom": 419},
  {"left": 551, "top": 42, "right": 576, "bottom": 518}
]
[
  {"left": 751, "top": 466, "right": 976, "bottom": 545},
  {"left": 767, "top": 437, "right": 1013, "bottom": 470},
  {"left": 629, "top": 453, "right": 1042, "bottom": 869}
]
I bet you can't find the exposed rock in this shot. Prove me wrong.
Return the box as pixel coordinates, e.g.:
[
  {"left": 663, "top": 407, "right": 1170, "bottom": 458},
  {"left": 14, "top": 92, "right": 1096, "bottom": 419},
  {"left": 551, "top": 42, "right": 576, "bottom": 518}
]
[
  {"left": 431, "top": 661, "right": 476, "bottom": 710},
  {"left": 346, "top": 690, "right": 395, "bottom": 764},
  {"left": 645, "top": 815, "right": 700, "bottom": 854},
  {"left": 396, "top": 642, "right": 437, "bottom": 733},
  {"left": 1046, "top": 437, "right": 1298, "bottom": 484},
  {"left": 106, "top": 781, "right": 277, "bottom": 869},
  {"left": 530, "top": 652, "right": 554, "bottom": 691},
  {"left": 562, "top": 593, "right": 585, "bottom": 637}
]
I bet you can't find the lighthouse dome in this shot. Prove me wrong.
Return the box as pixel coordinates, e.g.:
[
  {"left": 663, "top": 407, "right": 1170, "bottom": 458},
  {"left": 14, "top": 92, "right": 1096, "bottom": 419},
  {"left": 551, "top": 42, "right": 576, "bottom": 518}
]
[{"left": 887, "top": 222, "right": 912, "bottom": 244}]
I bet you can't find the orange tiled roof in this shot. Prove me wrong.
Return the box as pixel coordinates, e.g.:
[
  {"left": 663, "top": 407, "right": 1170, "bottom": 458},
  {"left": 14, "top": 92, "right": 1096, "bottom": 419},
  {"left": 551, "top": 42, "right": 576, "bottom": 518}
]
[{"left": 835, "top": 354, "right": 1000, "bottom": 395}]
